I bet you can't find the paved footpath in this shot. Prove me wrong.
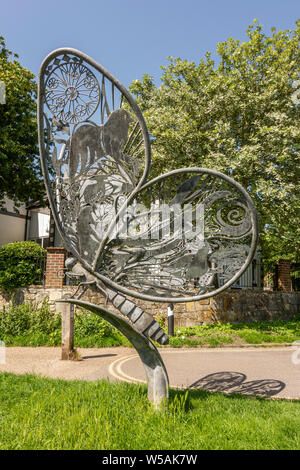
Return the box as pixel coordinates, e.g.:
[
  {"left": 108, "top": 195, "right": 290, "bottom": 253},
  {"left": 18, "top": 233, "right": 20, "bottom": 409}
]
[{"left": 0, "top": 346, "right": 299, "bottom": 399}]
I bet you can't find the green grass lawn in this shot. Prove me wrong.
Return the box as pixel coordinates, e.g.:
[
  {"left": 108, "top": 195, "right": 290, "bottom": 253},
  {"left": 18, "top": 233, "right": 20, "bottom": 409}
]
[
  {"left": 167, "top": 317, "right": 300, "bottom": 348},
  {"left": 0, "top": 373, "right": 299, "bottom": 450}
]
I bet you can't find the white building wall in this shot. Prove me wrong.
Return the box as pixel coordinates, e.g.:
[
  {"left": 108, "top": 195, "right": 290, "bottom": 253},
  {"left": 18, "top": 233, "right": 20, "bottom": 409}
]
[
  {"left": 0, "top": 197, "right": 27, "bottom": 246},
  {"left": 0, "top": 197, "right": 50, "bottom": 247},
  {"left": 0, "top": 213, "right": 26, "bottom": 246},
  {"left": 28, "top": 212, "right": 50, "bottom": 239}
]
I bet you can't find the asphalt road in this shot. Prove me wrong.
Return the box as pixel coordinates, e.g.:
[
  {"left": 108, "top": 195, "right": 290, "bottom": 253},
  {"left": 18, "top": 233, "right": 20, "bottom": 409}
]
[{"left": 0, "top": 346, "right": 299, "bottom": 399}]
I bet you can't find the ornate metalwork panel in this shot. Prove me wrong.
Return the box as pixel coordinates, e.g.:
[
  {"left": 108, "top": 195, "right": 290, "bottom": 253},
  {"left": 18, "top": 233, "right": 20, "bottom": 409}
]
[
  {"left": 38, "top": 49, "right": 151, "bottom": 267},
  {"left": 97, "top": 168, "right": 258, "bottom": 301},
  {"left": 38, "top": 48, "right": 259, "bottom": 406},
  {"left": 38, "top": 48, "right": 258, "bottom": 304}
]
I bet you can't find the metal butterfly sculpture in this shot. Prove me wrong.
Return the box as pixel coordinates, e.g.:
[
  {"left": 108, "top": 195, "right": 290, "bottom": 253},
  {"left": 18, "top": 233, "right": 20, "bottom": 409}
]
[{"left": 38, "top": 49, "right": 258, "bottom": 351}]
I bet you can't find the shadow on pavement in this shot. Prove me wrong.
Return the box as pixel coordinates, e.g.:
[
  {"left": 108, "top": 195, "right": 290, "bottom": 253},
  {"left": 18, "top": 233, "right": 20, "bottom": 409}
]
[
  {"left": 189, "top": 371, "right": 286, "bottom": 397},
  {"left": 81, "top": 354, "right": 117, "bottom": 360}
]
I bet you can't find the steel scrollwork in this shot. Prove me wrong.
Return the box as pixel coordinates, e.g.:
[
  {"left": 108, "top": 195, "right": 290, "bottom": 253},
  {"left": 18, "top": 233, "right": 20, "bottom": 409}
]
[
  {"left": 38, "top": 48, "right": 258, "bottom": 406},
  {"left": 45, "top": 57, "right": 100, "bottom": 124}
]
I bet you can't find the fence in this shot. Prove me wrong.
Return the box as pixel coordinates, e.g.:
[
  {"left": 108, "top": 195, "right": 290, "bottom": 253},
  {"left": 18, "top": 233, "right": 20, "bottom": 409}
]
[
  {"left": 42, "top": 249, "right": 298, "bottom": 293},
  {"left": 64, "top": 258, "right": 264, "bottom": 290},
  {"left": 211, "top": 259, "right": 263, "bottom": 290},
  {"left": 33, "top": 253, "right": 47, "bottom": 285}
]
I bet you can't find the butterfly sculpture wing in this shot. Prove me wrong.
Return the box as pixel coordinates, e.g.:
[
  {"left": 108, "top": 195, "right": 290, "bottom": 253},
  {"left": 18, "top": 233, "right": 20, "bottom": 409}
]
[
  {"left": 95, "top": 168, "right": 258, "bottom": 302},
  {"left": 38, "top": 49, "right": 259, "bottom": 404},
  {"left": 38, "top": 48, "right": 258, "bottom": 305},
  {"left": 38, "top": 48, "right": 150, "bottom": 269}
]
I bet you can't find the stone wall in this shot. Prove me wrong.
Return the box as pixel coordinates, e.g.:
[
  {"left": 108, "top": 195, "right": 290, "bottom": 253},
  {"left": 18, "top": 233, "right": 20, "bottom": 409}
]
[
  {"left": 18, "top": 248, "right": 295, "bottom": 324},
  {"left": 0, "top": 286, "right": 299, "bottom": 326}
]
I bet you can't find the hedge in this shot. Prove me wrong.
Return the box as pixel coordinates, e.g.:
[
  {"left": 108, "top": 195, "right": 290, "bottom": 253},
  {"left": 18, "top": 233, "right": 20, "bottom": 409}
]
[{"left": 0, "top": 241, "right": 47, "bottom": 289}]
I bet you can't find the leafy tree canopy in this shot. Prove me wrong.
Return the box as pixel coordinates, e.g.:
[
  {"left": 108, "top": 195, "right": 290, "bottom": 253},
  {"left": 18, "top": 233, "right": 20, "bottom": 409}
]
[
  {"left": 130, "top": 20, "right": 300, "bottom": 268},
  {"left": 0, "top": 36, "right": 44, "bottom": 210}
]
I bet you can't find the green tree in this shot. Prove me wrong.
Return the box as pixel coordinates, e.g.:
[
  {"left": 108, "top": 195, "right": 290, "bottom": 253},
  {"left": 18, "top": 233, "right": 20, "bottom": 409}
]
[
  {"left": 130, "top": 20, "right": 300, "bottom": 268},
  {"left": 0, "top": 36, "right": 44, "bottom": 209}
]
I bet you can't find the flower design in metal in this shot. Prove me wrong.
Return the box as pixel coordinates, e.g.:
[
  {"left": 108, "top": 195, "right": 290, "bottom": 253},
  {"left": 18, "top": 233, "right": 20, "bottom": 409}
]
[
  {"left": 45, "top": 58, "right": 100, "bottom": 123},
  {"left": 38, "top": 48, "right": 259, "bottom": 406},
  {"left": 38, "top": 48, "right": 258, "bottom": 306}
]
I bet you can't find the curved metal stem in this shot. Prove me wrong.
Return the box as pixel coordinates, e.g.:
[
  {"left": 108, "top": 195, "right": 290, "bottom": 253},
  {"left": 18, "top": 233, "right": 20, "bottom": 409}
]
[{"left": 58, "top": 299, "right": 169, "bottom": 408}]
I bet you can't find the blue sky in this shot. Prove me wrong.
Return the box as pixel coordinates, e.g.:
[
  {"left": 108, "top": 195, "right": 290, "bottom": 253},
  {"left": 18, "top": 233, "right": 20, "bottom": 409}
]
[{"left": 1, "top": 0, "right": 299, "bottom": 88}]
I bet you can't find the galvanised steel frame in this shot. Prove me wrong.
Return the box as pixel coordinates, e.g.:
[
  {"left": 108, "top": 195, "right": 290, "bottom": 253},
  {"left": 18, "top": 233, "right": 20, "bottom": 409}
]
[{"left": 38, "top": 48, "right": 258, "bottom": 406}]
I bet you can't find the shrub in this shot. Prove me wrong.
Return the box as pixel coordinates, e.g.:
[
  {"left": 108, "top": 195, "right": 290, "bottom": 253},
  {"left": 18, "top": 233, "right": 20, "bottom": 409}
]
[
  {"left": 0, "top": 303, "right": 32, "bottom": 336},
  {"left": 0, "top": 301, "right": 127, "bottom": 347},
  {"left": 74, "top": 308, "right": 117, "bottom": 338},
  {"left": 0, "top": 241, "right": 46, "bottom": 289},
  {"left": 0, "top": 299, "right": 61, "bottom": 337}
]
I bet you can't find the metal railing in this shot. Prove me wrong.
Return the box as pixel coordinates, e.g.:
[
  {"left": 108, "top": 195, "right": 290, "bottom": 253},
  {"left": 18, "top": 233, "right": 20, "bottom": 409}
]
[
  {"left": 29, "top": 254, "right": 47, "bottom": 285},
  {"left": 219, "top": 259, "right": 263, "bottom": 290}
]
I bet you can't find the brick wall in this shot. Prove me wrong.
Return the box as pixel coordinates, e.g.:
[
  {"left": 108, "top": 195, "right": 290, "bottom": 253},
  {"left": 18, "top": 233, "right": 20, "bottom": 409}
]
[
  {"left": 277, "top": 259, "right": 292, "bottom": 292},
  {"left": 45, "top": 247, "right": 66, "bottom": 288}
]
